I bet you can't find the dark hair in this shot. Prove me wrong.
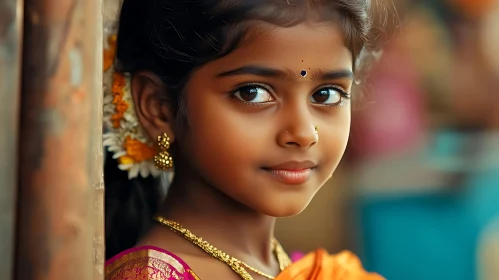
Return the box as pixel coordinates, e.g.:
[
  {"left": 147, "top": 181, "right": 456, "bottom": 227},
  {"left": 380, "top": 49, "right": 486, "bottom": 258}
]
[
  {"left": 104, "top": 150, "right": 160, "bottom": 259},
  {"left": 105, "top": 0, "right": 376, "bottom": 259}
]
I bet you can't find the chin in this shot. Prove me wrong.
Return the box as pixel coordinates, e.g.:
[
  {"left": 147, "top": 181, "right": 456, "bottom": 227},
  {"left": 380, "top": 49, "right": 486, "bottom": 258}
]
[
  {"left": 258, "top": 195, "right": 315, "bottom": 218},
  {"left": 251, "top": 178, "right": 327, "bottom": 217}
]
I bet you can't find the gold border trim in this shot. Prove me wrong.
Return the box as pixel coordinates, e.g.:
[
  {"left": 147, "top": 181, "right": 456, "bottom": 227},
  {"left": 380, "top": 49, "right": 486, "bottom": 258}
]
[{"left": 105, "top": 248, "right": 187, "bottom": 275}]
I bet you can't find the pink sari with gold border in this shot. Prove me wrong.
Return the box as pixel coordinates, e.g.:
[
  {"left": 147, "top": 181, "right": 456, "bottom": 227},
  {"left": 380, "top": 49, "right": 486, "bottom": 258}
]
[
  {"left": 105, "top": 246, "right": 384, "bottom": 280},
  {"left": 105, "top": 246, "right": 200, "bottom": 280}
]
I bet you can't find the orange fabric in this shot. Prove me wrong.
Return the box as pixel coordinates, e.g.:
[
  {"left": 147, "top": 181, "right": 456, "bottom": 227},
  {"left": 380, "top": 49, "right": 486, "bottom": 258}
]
[{"left": 276, "top": 249, "right": 384, "bottom": 280}]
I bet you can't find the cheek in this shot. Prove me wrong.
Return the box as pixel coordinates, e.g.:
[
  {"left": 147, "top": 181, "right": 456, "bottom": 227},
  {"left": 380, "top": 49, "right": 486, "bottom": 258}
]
[
  {"left": 182, "top": 92, "right": 268, "bottom": 178},
  {"left": 322, "top": 111, "right": 351, "bottom": 165}
]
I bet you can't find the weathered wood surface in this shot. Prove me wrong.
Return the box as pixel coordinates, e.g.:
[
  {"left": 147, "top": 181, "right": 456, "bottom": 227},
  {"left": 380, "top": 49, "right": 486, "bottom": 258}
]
[
  {"left": 16, "top": 0, "right": 103, "bottom": 279},
  {"left": 0, "top": 0, "right": 23, "bottom": 278}
]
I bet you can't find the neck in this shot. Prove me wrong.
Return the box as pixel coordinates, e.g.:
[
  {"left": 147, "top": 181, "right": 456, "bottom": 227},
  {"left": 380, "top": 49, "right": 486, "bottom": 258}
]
[{"left": 159, "top": 168, "right": 277, "bottom": 264}]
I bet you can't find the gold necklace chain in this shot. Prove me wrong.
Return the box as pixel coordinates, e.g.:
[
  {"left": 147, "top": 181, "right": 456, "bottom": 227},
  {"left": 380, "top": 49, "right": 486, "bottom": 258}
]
[{"left": 154, "top": 216, "right": 291, "bottom": 280}]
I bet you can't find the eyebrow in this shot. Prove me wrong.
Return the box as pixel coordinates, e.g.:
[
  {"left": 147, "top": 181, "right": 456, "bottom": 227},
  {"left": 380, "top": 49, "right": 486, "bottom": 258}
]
[{"left": 216, "top": 65, "right": 354, "bottom": 81}]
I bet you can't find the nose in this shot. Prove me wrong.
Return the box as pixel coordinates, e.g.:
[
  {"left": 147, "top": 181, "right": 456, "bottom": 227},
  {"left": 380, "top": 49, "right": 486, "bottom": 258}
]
[{"left": 277, "top": 109, "right": 318, "bottom": 149}]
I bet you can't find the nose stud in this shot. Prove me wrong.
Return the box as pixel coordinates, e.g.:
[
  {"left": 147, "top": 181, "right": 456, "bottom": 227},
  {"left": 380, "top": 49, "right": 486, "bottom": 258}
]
[{"left": 314, "top": 126, "right": 319, "bottom": 133}]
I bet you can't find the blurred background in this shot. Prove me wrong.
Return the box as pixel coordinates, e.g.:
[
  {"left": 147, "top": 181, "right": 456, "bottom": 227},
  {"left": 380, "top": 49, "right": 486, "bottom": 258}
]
[{"left": 276, "top": 0, "right": 499, "bottom": 280}]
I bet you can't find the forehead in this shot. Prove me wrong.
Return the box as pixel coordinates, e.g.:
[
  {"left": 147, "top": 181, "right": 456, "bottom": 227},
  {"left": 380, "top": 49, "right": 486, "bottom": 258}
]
[{"left": 206, "top": 21, "right": 353, "bottom": 72}]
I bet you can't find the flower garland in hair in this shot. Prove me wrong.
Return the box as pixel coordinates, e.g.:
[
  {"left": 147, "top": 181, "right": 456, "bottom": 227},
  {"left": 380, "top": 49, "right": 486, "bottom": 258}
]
[{"left": 102, "top": 33, "right": 162, "bottom": 179}]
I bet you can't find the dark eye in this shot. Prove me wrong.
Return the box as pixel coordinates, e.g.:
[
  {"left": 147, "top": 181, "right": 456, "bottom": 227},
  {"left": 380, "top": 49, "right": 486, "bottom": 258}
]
[
  {"left": 232, "top": 85, "right": 274, "bottom": 103},
  {"left": 310, "top": 87, "right": 346, "bottom": 105}
]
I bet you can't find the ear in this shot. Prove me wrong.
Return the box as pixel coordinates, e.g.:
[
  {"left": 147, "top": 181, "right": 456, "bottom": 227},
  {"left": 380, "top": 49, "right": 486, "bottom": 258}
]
[{"left": 130, "top": 71, "right": 176, "bottom": 143}]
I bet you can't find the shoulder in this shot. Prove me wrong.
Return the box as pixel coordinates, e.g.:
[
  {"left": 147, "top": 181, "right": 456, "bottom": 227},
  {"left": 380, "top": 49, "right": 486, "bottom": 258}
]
[{"left": 105, "top": 246, "right": 201, "bottom": 280}]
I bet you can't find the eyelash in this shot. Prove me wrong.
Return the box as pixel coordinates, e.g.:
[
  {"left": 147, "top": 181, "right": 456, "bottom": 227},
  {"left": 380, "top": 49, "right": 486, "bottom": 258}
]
[
  {"left": 313, "top": 84, "right": 351, "bottom": 108},
  {"left": 228, "top": 82, "right": 351, "bottom": 107},
  {"left": 228, "top": 82, "right": 275, "bottom": 106}
]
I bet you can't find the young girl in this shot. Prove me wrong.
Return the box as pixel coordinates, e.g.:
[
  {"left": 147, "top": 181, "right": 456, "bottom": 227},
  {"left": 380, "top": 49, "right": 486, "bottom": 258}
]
[{"left": 103, "top": 0, "right": 384, "bottom": 279}]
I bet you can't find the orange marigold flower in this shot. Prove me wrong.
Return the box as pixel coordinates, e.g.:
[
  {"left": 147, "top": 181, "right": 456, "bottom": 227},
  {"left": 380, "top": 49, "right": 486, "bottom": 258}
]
[
  {"left": 118, "top": 156, "right": 134, "bottom": 166},
  {"left": 110, "top": 73, "right": 128, "bottom": 128},
  {"left": 112, "top": 75, "right": 125, "bottom": 92},
  {"left": 119, "top": 136, "right": 157, "bottom": 165},
  {"left": 114, "top": 100, "right": 129, "bottom": 113},
  {"left": 103, "top": 35, "right": 117, "bottom": 71}
]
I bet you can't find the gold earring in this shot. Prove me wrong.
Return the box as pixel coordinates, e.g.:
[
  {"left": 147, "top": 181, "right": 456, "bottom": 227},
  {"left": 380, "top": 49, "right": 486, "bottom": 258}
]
[{"left": 154, "top": 132, "right": 174, "bottom": 170}]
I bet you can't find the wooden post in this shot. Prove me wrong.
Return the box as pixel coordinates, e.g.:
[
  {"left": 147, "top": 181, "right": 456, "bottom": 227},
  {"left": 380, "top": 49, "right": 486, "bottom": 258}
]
[
  {"left": 93, "top": 0, "right": 105, "bottom": 278},
  {"left": 0, "top": 0, "right": 23, "bottom": 278},
  {"left": 16, "top": 0, "right": 103, "bottom": 279}
]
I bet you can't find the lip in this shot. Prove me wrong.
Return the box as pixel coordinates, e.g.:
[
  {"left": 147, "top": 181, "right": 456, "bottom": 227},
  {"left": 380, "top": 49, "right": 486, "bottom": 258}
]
[
  {"left": 265, "top": 160, "right": 316, "bottom": 171},
  {"left": 263, "top": 160, "right": 316, "bottom": 185}
]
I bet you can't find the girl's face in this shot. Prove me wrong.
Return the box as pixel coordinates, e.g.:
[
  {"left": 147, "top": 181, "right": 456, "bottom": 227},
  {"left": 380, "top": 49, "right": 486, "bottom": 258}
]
[
  {"left": 179, "top": 21, "right": 353, "bottom": 217},
  {"left": 133, "top": 20, "right": 353, "bottom": 217}
]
